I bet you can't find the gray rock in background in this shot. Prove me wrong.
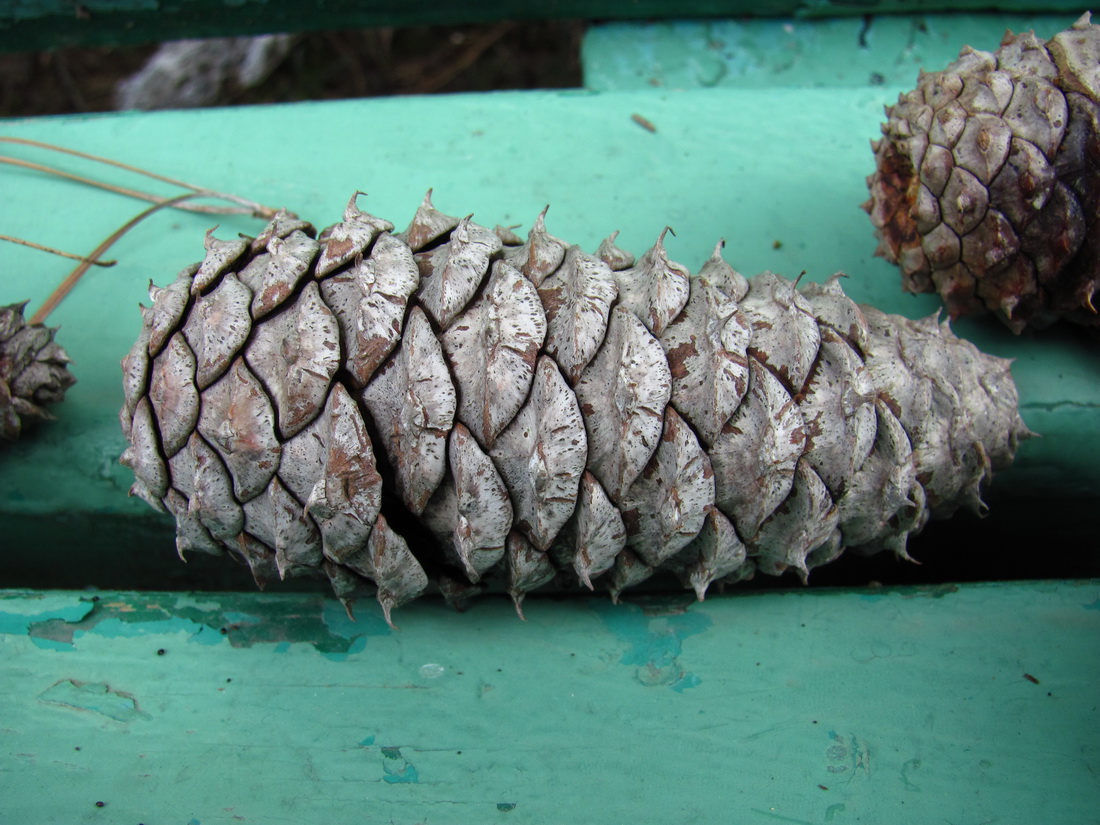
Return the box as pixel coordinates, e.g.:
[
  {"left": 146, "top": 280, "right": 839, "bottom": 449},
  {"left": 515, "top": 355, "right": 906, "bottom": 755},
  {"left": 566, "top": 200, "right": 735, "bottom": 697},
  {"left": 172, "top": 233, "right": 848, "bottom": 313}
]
[{"left": 116, "top": 35, "right": 295, "bottom": 110}]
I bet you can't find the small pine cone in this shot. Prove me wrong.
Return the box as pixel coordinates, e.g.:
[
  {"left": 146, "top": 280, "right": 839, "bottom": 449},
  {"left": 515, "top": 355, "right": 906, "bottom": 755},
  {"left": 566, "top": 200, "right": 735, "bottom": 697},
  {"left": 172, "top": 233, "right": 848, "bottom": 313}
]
[
  {"left": 1, "top": 302, "right": 76, "bottom": 441},
  {"left": 866, "top": 13, "right": 1100, "bottom": 333},
  {"left": 120, "top": 194, "right": 1031, "bottom": 622}
]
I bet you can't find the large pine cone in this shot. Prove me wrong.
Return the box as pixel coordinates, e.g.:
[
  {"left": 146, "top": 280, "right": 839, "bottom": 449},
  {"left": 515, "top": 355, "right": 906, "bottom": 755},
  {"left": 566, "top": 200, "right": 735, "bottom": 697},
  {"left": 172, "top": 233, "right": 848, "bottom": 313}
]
[
  {"left": 866, "top": 13, "right": 1100, "bottom": 333},
  {"left": 120, "top": 194, "right": 1030, "bottom": 622},
  {"left": 1, "top": 302, "right": 76, "bottom": 441}
]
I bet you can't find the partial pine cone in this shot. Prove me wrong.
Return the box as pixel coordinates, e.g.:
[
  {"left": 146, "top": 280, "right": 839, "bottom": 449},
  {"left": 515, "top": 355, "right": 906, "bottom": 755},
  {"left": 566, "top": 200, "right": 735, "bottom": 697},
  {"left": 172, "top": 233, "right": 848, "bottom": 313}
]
[
  {"left": 120, "top": 193, "right": 1031, "bottom": 622},
  {"left": 1, "top": 302, "right": 76, "bottom": 441},
  {"left": 866, "top": 13, "right": 1100, "bottom": 333}
]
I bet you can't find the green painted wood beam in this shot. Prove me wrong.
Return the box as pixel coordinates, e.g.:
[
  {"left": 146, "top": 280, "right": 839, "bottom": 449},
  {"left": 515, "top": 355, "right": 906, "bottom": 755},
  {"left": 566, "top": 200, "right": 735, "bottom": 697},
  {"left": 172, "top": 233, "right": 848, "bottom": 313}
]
[
  {"left": 583, "top": 13, "right": 1081, "bottom": 91},
  {"left": 2, "top": 78, "right": 1098, "bottom": 589},
  {"left": 0, "top": 0, "right": 1092, "bottom": 52},
  {"left": 2, "top": 581, "right": 1098, "bottom": 823}
]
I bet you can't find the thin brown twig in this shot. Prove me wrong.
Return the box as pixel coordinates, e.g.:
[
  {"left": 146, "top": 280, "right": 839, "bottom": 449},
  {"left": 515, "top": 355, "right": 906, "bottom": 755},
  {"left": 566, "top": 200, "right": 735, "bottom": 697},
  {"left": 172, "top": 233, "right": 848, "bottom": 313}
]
[
  {"left": 31, "top": 192, "right": 209, "bottom": 324},
  {"left": 1, "top": 135, "right": 207, "bottom": 193},
  {"left": 4, "top": 137, "right": 290, "bottom": 320},
  {"left": 0, "top": 154, "right": 271, "bottom": 217},
  {"left": 0, "top": 136, "right": 283, "bottom": 219},
  {"left": 0, "top": 233, "right": 116, "bottom": 266}
]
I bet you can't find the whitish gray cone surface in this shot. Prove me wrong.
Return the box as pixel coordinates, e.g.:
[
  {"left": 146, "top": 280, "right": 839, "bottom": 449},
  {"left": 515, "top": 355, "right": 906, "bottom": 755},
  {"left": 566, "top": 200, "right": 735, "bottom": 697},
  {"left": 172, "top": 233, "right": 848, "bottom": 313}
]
[
  {"left": 867, "top": 12, "right": 1100, "bottom": 333},
  {"left": 120, "top": 193, "right": 1031, "bottom": 623}
]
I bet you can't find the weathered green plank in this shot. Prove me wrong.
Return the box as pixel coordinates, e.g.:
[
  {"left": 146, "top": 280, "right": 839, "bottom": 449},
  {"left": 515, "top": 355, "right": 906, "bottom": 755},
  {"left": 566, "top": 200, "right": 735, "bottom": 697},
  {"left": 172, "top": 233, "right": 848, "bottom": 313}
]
[
  {"left": 0, "top": 0, "right": 1091, "bottom": 52},
  {"left": 2, "top": 581, "right": 1098, "bottom": 823},
  {"left": 583, "top": 13, "right": 1080, "bottom": 90}
]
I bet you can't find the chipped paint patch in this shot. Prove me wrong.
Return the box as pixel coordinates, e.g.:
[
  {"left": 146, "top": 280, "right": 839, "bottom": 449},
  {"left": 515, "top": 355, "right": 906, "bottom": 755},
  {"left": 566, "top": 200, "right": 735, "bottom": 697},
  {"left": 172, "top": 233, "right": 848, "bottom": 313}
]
[
  {"left": 20, "top": 592, "right": 391, "bottom": 655},
  {"left": 0, "top": 595, "right": 95, "bottom": 650},
  {"left": 322, "top": 598, "right": 389, "bottom": 639},
  {"left": 38, "top": 679, "right": 150, "bottom": 723},
  {"left": 592, "top": 597, "right": 711, "bottom": 690},
  {"left": 381, "top": 746, "right": 419, "bottom": 783},
  {"left": 0, "top": 594, "right": 94, "bottom": 649}
]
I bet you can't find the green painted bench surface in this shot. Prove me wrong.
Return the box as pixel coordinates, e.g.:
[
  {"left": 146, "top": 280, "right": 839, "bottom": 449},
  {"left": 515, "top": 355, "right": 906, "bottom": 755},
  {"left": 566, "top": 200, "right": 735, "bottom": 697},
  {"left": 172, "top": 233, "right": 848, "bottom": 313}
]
[
  {"left": 583, "top": 13, "right": 1084, "bottom": 90},
  {"left": 2, "top": 581, "right": 1099, "bottom": 823},
  {"left": 2, "top": 14, "right": 1099, "bottom": 820},
  {"left": 2, "top": 9, "right": 1100, "bottom": 822}
]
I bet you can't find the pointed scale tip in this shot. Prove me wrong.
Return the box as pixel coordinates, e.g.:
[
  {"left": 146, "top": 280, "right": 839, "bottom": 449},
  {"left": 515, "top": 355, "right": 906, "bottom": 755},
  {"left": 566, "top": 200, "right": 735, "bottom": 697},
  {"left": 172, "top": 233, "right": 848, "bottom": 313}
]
[
  {"left": 1083, "top": 290, "right": 1098, "bottom": 315},
  {"left": 896, "top": 545, "right": 920, "bottom": 565},
  {"left": 379, "top": 595, "right": 399, "bottom": 630},
  {"left": 596, "top": 230, "right": 635, "bottom": 271},
  {"left": 459, "top": 558, "right": 482, "bottom": 585},
  {"left": 344, "top": 190, "right": 369, "bottom": 219},
  {"left": 693, "top": 581, "right": 709, "bottom": 603},
  {"left": 511, "top": 592, "right": 528, "bottom": 621}
]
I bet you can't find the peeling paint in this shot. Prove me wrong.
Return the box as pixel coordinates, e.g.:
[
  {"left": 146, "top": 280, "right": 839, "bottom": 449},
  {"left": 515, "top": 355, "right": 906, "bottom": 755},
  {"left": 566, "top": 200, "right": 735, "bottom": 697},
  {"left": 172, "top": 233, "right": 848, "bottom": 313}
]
[
  {"left": 38, "top": 679, "right": 150, "bottom": 723},
  {"left": 15, "top": 592, "right": 391, "bottom": 655},
  {"left": 592, "top": 597, "right": 711, "bottom": 690},
  {"left": 380, "top": 746, "right": 419, "bottom": 784},
  {"left": 0, "top": 594, "right": 94, "bottom": 639}
]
